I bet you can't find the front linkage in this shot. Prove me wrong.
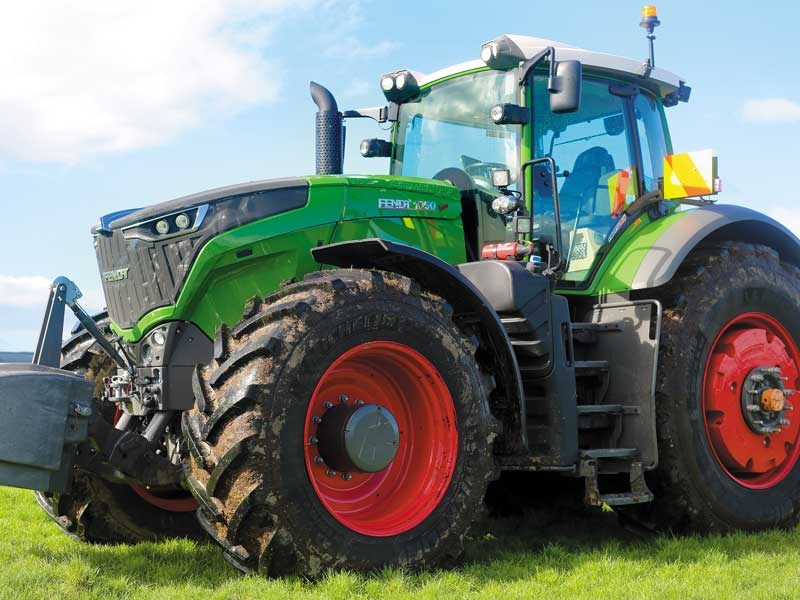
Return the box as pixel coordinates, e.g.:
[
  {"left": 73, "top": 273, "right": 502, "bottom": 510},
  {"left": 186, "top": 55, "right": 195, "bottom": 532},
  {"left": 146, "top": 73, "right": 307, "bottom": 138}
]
[{"left": 0, "top": 277, "right": 182, "bottom": 494}]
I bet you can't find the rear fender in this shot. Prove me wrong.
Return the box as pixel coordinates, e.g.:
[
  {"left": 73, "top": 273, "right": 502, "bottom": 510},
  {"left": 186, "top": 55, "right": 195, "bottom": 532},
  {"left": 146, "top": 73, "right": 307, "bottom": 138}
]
[
  {"left": 312, "top": 238, "right": 527, "bottom": 453},
  {"left": 631, "top": 205, "right": 800, "bottom": 290}
]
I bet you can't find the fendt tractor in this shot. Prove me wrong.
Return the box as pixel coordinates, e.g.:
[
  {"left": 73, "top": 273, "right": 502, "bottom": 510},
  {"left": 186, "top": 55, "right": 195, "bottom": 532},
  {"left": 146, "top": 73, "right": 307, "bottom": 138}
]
[{"left": 2, "top": 6, "right": 800, "bottom": 577}]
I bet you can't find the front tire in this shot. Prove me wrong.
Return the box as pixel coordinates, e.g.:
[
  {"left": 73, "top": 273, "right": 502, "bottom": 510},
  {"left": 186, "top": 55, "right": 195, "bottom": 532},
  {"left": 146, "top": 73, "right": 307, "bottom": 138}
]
[
  {"left": 620, "top": 242, "right": 800, "bottom": 532},
  {"left": 183, "top": 270, "right": 497, "bottom": 576}
]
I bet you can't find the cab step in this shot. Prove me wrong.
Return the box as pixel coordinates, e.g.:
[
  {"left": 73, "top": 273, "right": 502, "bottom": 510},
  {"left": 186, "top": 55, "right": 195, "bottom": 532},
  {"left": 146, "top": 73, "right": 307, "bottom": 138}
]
[
  {"left": 582, "top": 460, "right": 654, "bottom": 507},
  {"left": 580, "top": 447, "right": 638, "bottom": 460}
]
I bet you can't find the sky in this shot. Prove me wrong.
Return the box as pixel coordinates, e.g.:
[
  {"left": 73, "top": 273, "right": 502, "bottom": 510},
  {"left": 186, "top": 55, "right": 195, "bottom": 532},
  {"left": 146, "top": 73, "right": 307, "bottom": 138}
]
[{"left": 0, "top": 0, "right": 797, "bottom": 351}]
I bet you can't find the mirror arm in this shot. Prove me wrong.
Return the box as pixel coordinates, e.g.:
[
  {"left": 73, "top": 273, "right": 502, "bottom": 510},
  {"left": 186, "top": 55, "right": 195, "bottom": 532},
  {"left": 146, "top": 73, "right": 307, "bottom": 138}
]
[
  {"left": 342, "top": 106, "right": 391, "bottom": 123},
  {"left": 518, "top": 46, "right": 557, "bottom": 90}
]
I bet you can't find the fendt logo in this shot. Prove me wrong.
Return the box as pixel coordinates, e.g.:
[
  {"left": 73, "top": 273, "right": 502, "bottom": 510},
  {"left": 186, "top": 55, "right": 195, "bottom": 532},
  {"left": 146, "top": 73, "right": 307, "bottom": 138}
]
[
  {"left": 102, "top": 268, "right": 129, "bottom": 283},
  {"left": 377, "top": 198, "right": 438, "bottom": 211}
]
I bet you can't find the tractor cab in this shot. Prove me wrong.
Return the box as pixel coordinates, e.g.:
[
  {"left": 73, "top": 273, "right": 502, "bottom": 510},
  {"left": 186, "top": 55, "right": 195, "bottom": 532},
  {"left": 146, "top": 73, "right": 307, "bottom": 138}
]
[
  {"left": 350, "top": 24, "right": 698, "bottom": 284},
  {"left": 382, "top": 33, "right": 689, "bottom": 280}
]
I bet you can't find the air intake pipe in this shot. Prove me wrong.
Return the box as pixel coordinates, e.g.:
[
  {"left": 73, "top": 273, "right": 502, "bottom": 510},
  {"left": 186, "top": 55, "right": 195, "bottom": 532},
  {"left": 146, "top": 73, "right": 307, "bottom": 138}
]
[{"left": 310, "top": 81, "right": 343, "bottom": 175}]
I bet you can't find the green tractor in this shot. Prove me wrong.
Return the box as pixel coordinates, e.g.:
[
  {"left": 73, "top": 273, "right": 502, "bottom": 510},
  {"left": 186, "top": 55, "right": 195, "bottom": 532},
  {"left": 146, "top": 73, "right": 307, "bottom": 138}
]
[{"left": 3, "top": 7, "right": 800, "bottom": 577}]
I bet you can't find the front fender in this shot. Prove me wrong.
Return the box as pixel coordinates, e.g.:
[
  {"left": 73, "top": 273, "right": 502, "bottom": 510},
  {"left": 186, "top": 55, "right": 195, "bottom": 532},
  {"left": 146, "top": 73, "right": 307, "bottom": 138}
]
[
  {"left": 630, "top": 204, "right": 800, "bottom": 290},
  {"left": 312, "top": 238, "right": 527, "bottom": 453}
]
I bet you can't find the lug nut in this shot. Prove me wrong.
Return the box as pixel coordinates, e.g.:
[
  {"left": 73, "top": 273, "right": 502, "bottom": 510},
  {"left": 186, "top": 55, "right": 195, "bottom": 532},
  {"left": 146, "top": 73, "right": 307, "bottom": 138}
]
[
  {"left": 339, "top": 394, "right": 349, "bottom": 404},
  {"left": 751, "top": 375, "right": 765, "bottom": 383},
  {"left": 313, "top": 416, "right": 323, "bottom": 424},
  {"left": 781, "top": 419, "right": 791, "bottom": 426},
  {"left": 342, "top": 473, "right": 352, "bottom": 481},
  {"left": 356, "top": 399, "right": 365, "bottom": 405},
  {"left": 324, "top": 402, "right": 333, "bottom": 409},
  {"left": 746, "top": 404, "right": 761, "bottom": 412},
  {"left": 314, "top": 456, "right": 325, "bottom": 465},
  {"left": 326, "top": 469, "right": 336, "bottom": 477},
  {"left": 309, "top": 436, "right": 318, "bottom": 445}
]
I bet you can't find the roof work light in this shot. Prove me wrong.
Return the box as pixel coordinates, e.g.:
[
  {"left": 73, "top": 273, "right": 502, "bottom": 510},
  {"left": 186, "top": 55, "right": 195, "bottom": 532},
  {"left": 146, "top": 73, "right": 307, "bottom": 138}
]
[
  {"left": 480, "top": 35, "right": 527, "bottom": 70},
  {"left": 379, "top": 70, "right": 420, "bottom": 103}
]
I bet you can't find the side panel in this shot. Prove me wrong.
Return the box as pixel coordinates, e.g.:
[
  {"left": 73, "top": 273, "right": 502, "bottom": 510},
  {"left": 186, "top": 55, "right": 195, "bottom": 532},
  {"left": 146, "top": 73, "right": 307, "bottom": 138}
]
[
  {"left": 331, "top": 219, "right": 466, "bottom": 266},
  {"left": 112, "top": 175, "right": 465, "bottom": 343},
  {"left": 560, "top": 210, "right": 686, "bottom": 296}
]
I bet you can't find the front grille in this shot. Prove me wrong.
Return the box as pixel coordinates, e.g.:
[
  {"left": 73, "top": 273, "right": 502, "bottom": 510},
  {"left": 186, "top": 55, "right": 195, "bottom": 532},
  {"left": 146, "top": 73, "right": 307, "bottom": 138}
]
[{"left": 96, "top": 229, "right": 206, "bottom": 330}]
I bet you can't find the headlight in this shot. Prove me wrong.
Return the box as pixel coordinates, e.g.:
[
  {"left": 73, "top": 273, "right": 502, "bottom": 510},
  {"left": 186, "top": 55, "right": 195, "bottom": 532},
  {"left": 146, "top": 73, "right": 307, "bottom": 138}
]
[
  {"left": 175, "top": 213, "right": 191, "bottom": 230},
  {"left": 155, "top": 220, "right": 170, "bottom": 235},
  {"left": 491, "top": 195, "right": 523, "bottom": 215},
  {"left": 380, "top": 70, "right": 420, "bottom": 103}
]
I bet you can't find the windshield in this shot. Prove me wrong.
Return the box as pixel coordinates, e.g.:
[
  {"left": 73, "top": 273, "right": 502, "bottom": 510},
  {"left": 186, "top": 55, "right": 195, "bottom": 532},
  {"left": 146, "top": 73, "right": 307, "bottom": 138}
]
[{"left": 392, "top": 70, "right": 521, "bottom": 192}]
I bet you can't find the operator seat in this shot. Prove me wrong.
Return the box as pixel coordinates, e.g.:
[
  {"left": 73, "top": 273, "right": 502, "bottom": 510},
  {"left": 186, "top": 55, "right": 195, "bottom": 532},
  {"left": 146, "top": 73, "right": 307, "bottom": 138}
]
[{"left": 558, "top": 146, "right": 615, "bottom": 224}]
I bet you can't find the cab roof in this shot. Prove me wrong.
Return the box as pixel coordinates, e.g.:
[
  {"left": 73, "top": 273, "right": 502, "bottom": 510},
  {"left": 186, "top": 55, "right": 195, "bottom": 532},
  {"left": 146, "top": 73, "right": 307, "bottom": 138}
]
[{"left": 417, "top": 35, "right": 686, "bottom": 102}]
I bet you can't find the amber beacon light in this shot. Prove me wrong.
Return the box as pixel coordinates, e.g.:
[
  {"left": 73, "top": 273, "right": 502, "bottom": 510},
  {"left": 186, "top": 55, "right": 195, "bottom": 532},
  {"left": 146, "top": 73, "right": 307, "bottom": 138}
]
[{"left": 640, "top": 5, "right": 661, "bottom": 75}]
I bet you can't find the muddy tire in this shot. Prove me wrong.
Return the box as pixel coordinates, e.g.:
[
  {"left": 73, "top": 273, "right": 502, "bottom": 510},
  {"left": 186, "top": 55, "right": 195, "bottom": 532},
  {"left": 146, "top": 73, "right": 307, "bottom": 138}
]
[
  {"left": 34, "top": 352, "right": 202, "bottom": 543},
  {"left": 618, "top": 242, "right": 800, "bottom": 533},
  {"left": 183, "top": 270, "right": 497, "bottom": 576}
]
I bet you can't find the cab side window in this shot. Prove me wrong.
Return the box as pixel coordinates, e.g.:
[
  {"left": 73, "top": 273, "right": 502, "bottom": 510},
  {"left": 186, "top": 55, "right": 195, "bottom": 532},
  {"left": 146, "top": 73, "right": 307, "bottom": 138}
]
[{"left": 634, "top": 92, "right": 668, "bottom": 193}]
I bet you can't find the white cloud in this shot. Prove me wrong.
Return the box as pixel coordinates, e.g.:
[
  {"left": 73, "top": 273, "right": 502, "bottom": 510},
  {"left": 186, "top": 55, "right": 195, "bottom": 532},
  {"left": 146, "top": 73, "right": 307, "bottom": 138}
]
[
  {"left": 0, "top": 275, "right": 52, "bottom": 307},
  {"left": 0, "top": 1, "right": 315, "bottom": 163},
  {"left": 742, "top": 98, "right": 800, "bottom": 124},
  {"left": 317, "top": 1, "right": 398, "bottom": 59}
]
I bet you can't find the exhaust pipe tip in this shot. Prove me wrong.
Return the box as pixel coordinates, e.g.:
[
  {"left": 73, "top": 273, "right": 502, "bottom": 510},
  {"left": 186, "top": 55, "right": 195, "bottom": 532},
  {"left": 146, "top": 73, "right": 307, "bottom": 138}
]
[
  {"left": 310, "top": 81, "right": 343, "bottom": 175},
  {"left": 310, "top": 81, "right": 338, "bottom": 113}
]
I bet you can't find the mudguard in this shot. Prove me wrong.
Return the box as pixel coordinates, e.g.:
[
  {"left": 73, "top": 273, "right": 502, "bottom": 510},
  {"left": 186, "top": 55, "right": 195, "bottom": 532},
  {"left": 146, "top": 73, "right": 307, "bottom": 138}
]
[
  {"left": 631, "top": 205, "right": 800, "bottom": 290},
  {"left": 312, "top": 238, "right": 528, "bottom": 453}
]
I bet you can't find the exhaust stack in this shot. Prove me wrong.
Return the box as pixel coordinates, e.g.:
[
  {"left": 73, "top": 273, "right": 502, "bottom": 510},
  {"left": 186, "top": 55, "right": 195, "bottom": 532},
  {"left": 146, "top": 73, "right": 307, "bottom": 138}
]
[{"left": 310, "top": 81, "right": 343, "bottom": 175}]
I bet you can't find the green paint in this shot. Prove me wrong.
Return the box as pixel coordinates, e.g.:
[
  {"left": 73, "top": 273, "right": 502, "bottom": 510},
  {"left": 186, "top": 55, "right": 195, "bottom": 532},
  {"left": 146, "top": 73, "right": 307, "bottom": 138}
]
[
  {"left": 112, "top": 175, "right": 464, "bottom": 343},
  {"left": 560, "top": 210, "right": 688, "bottom": 296}
]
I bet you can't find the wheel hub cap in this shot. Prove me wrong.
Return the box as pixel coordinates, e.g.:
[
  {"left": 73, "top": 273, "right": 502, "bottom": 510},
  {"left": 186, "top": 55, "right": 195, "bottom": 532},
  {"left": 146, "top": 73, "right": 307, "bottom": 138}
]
[
  {"left": 316, "top": 403, "right": 400, "bottom": 473},
  {"left": 740, "top": 366, "right": 790, "bottom": 435}
]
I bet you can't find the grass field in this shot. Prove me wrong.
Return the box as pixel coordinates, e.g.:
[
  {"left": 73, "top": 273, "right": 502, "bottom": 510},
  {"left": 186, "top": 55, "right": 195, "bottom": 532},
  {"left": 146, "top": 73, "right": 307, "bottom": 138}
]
[{"left": 2, "top": 486, "right": 800, "bottom": 599}]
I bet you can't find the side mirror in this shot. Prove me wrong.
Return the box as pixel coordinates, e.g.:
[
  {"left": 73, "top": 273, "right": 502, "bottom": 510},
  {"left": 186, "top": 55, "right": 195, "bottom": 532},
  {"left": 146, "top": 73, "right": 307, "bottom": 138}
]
[
  {"left": 360, "top": 138, "right": 392, "bottom": 158},
  {"left": 549, "top": 60, "right": 582, "bottom": 114}
]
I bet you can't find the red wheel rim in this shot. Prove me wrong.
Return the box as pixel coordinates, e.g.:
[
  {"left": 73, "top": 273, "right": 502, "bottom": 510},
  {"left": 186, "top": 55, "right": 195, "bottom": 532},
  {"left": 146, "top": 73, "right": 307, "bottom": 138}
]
[
  {"left": 304, "top": 341, "right": 458, "bottom": 537},
  {"left": 112, "top": 408, "right": 199, "bottom": 513},
  {"left": 703, "top": 312, "right": 800, "bottom": 488}
]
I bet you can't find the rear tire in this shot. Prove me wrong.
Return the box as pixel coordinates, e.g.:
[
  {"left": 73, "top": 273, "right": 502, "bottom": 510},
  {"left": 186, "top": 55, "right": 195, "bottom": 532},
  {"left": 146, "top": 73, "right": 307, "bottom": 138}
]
[
  {"left": 34, "top": 353, "right": 202, "bottom": 543},
  {"left": 183, "top": 270, "right": 497, "bottom": 576},
  {"left": 619, "top": 242, "right": 800, "bottom": 532}
]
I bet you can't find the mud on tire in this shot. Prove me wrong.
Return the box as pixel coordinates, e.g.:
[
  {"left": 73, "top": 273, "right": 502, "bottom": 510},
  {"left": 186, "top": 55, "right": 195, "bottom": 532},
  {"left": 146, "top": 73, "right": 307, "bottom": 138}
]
[
  {"left": 183, "top": 270, "right": 498, "bottom": 576},
  {"left": 618, "top": 242, "right": 800, "bottom": 533}
]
